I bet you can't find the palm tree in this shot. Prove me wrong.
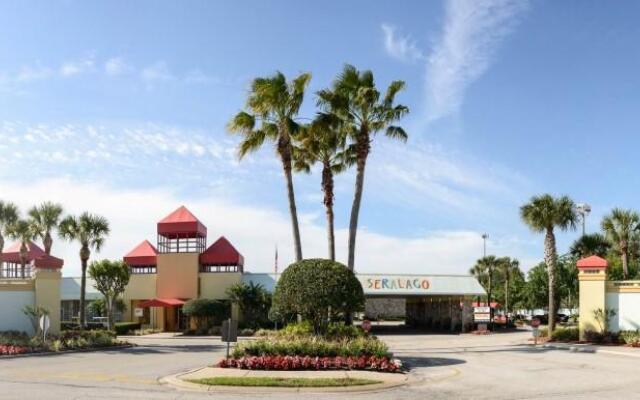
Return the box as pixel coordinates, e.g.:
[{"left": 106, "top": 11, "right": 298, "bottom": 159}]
[
  {"left": 28, "top": 202, "right": 64, "bottom": 255},
  {"left": 318, "top": 65, "right": 409, "bottom": 270},
  {"left": 0, "top": 201, "right": 19, "bottom": 274},
  {"left": 569, "top": 232, "right": 611, "bottom": 259},
  {"left": 228, "top": 72, "right": 311, "bottom": 262},
  {"left": 6, "top": 219, "right": 35, "bottom": 278},
  {"left": 294, "top": 118, "right": 354, "bottom": 260},
  {"left": 601, "top": 208, "right": 640, "bottom": 279},
  {"left": 470, "top": 256, "right": 499, "bottom": 312},
  {"left": 520, "top": 194, "right": 577, "bottom": 333},
  {"left": 499, "top": 257, "right": 521, "bottom": 324},
  {"left": 59, "top": 212, "right": 110, "bottom": 328}
]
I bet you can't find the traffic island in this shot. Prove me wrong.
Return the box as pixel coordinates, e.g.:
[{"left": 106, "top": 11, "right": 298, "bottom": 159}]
[{"left": 161, "top": 366, "right": 409, "bottom": 393}]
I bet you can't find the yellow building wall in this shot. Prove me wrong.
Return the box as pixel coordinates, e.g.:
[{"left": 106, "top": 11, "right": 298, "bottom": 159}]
[
  {"left": 122, "top": 274, "right": 157, "bottom": 321},
  {"left": 157, "top": 253, "right": 200, "bottom": 299},
  {"left": 578, "top": 268, "right": 607, "bottom": 340},
  {"left": 199, "top": 272, "right": 242, "bottom": 299},
  {"left": 34, "top": 269, "right": 62, "bottom": 334}
]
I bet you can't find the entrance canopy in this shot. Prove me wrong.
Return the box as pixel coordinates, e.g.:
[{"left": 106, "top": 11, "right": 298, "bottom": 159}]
[{"left": 139, "top": 298, "right": 185, "bottom": 307}]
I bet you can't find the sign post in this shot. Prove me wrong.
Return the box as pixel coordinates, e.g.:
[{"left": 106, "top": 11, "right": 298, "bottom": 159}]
[
  {"left": 474, "top": 306, "right": 490, "bottom": 332},
  {"left": 221, "top": 318, "right": 238, "bottom": 359},
  {"left": 39, "top": 314, "right": 50, "bottom": 342}
]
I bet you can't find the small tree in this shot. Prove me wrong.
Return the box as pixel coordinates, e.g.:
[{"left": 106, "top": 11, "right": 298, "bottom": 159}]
[
  {"left": 226, "top": 282, "right": 272, "bottom": 329},
  {"left": 87, "top": 298, "right": 127, "bottom": 319},
  {"left": 88, "top": 259, "right": 130, "bottom": 331},
  {"left": 272, "top": 258, "right": 365, "bottom": 334},
  {"left": 182, "top": 299, "right": 230, "bottom": 331},
  {"left": 593, "top": 308, "right": 617, "bottom": 334},
  {"left": 22, "top": 305, "right": 49, "bottom": 336}
]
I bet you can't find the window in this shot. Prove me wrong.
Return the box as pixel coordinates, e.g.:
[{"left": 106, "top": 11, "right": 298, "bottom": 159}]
[
  {"left": 130, "top": 265, "right": 156, "bottom": 274},
  {"left": 200, "top": 265, "right": 239, "bottom": 273},
  {"left": 0, "top": 262, "right": 32, "bottom": 279}
]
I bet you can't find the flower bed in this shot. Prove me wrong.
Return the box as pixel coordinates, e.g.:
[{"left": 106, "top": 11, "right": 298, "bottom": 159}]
[
  {"left": 0, "top": 344, "right": 29, "bottom": 355},
  {"left": 218, "top": 355, "right": 400, "bottom": 373},
  {"left": 0, "top": 329, "right": 126, "bottom": 355}
]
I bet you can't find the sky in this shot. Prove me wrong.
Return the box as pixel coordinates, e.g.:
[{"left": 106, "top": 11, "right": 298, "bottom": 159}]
[{"left": 1, "top": 0, "right": 639, "bottom": 277}]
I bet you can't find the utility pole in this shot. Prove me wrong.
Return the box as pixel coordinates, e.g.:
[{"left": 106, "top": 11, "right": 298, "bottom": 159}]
[
  {"left": 576, "top": 203, "right": 591, "bottom": 236},
  {"left": 481, "top": 233, "right": 488, "bottom": 258}
]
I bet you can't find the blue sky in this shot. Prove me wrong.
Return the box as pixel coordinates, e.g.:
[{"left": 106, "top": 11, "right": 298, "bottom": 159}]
[{"left": 1, "top": 0, "right": 638, "bottom": 276}]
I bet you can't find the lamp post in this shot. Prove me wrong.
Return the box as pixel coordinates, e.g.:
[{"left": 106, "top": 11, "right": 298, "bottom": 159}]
[
  {"left": 481, "top": 233, "right": 488, "bottom": 258},
  {"left": 576, "top": 203, "right": 591, "bottom": 236}
]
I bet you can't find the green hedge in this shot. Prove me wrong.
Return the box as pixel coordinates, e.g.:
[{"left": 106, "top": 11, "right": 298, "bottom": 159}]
[
  {"left": 232, "top": 336, "right": 389, "bottom": 358},
  {"left": 550, "top": 327, "right": 579, "bottom": 342},
  {"left": 114, "top": 322, "right": 141, "bottom": 335}
]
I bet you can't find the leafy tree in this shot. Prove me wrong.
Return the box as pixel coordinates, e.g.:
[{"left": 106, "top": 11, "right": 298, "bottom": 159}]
[
  {"left": 272, "top": 258, "right": 365, "bottom": 334},
  {"left": 6, "top": 219, "right": 36, "bottom": 278},
  {"left": 0, "top": 200, "right": 19, "bottom": 272},
  {"left": 469, "top": 256, "right": 500, "bottom": 308},
  {"left": 317, "top": 65, "right": 409, "bottom": 270},
  {"left": 228, "top": 72, "right": 311, "bottom": 262},
  {"left": 226, "top": 282, "right": 272, "bottom": 329},
  {"left": 88, "top": 259, "right": 130, "bottom": 330},
  {"left": 524, "top": 262, "right": 549, "bottom": 310},
  {"left": 521, "top": 194, "right": 577, "bottom": 332},
  {"left": 499, "top": 257, "right": 522, "bottom": 320},
  {"left": 22, "top": 305, "right": 49, "bottom": 336},
  {"left": 59, "top": 212, "right": 110, "bottom": 328},
  {"left": 28, "top": 202, "right": 64, "bottom": 255},
  {"left": 182, "top": 298, "right": 230, "bottom": 330},
  {"left": 294, "top": 118, "right": 353, "bottom": 260},
  {"left": 569, "top": 233, "right": 611, "bottom": 259},
  {"left": 87, "top": 298, "right": 126, "bottom": 318},
  {"left": 601, "top": 208, "right": 640, "bottom": 279}
]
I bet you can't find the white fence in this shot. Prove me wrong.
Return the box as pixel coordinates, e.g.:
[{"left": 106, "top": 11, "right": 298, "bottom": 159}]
[
  {"left": 607, "top": 291, "right": 640, "bottom": 332},
  {"left": 0, "top": 290, "right": 35, "bottom": 334}
]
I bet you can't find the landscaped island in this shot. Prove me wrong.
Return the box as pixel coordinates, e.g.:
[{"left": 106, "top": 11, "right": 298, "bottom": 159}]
[{"left": 0, "top": 329, "right": 126, "bottom": 356}]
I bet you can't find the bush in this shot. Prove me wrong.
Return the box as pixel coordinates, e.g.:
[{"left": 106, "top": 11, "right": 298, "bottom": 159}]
[
  {"left": 239, "top": 328, "right": 255, "bottom": 337},
  {"left": 182, "top": 299, "right": 230, "bottom": 330},
  {"left": 272, "top": 259, "right": 365, "bottom": 334},
  {"left": 218, "top": 355, "right": 400, "bottom": 373},
  {"left": 226, "top": 282, "right": 272, "bottom": 330},
  {"left": 550, "top": 327, "right": 579, "bottom": 342},
  {"left": 584, "top": 330, "right": 620, "bottom": 344},
  {"left": 538, "top": 327, "right": 549, "bottom": 338},
  {"left": 114, "top": 322, "right": 141, "bottom": 335},
  {"left": 619, "top": 330, "right": 640, "bottom": 347},
  {"left": 0, "top": 331, "right": 30, "bottom": 346},
  {"left": 232, "top": 336, "right": 389, "bottom": 359}
]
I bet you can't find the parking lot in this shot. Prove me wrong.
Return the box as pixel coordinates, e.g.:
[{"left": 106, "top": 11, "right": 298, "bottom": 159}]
[{"left": 0, "top": 330, "right": 639, "bottom": 399}]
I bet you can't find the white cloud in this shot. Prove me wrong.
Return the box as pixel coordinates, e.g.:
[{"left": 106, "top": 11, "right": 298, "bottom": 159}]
[
  {"left": 60, "top": 56, "right": 95, "bottom": 77},
  {"left": 15, "top": 65, "right": 54, "bottom": 82},
  {"left": 104, "top": 57, "right": 130, "bottom": 76},
  {"left": 141, "top": 61, "right": 173, "bottom": 85},
  {"left": 0, "top": 177, "right": 534, "bottom": 277},
  {"left": 381, "top": 23, "right": 424, "bottom": 62},
  {"left": 425, "top": 0, "right": 528, "bottom": 121}
]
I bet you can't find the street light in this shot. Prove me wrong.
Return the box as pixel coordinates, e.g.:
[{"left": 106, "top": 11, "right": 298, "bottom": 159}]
[
  {"left": 481, "top": 233, "right": 488, "bottom": 258},
  {"left": 576, "top": 203, "right": 591, "bottom": 236}
]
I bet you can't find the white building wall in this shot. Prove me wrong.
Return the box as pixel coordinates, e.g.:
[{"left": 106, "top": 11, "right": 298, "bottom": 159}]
[
  {"left": 606, "top": 292, "right": 640, "bottom": 332},
  {"left": 0, "top": 291, "right": 35, "bottom": 334}
]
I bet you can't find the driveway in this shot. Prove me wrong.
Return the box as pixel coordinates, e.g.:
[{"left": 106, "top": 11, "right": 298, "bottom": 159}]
[{"left": 0, "top": 331, "right": 639, "bottom": 399}]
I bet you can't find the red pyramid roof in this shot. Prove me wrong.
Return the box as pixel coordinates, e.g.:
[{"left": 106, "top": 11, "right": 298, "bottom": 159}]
[
  {"left": 199, "top": 236, "right": 244, "bottom": 267},
  {"left": 577, "top": 255, "right": 608, "bottom": 269},
  {"left": 157, "top": 206, "right": 207, "bottom": 238},
  {"left": 123, "top": 240, "right": 158, "bottom": 266},
  {"left": 1, "top": 241, "right": 63, "bottom": 269}
]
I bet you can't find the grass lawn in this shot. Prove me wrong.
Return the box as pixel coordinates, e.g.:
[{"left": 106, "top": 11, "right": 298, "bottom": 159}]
[{"left": 188, "top": 376, "right": 382, "bottom": 387}]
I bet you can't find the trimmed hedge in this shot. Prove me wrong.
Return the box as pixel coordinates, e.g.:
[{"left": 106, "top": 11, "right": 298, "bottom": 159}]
[
  {"left": 114, "top": 322, "right": 141, "bottom": 335},
  {"left": 550, "top": 327, "right": 578, "bottom": 342},
  {"left": 232, "top": 336, "right": 389, "bottom": 359}
]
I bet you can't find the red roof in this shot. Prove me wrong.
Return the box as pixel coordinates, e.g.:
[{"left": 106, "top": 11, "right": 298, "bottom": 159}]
[
  {"left": 577, "top": 255, "right": 608, "bottom": 269},
  {"left": 123, "top": 240, "right": 158, "bottom": 266},
  {"left": 157, "top": 206, "right": 207, "bottom": 238},
  {"left": 138, "top": 298, "right": 185, "bottom": 307},
  {"left": 1, "top": 241, "right": 63, "bottom": 269},
  {"left": 199, "top": 236, "right": 244, "bottom": 267}
]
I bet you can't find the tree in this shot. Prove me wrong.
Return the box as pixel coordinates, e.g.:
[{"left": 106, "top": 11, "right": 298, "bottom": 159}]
[
  {"left": 88, "top": 259, "right": 130, "bottom": 330},
  {"left": 601, "top": 208, "right": 640, "bottom": 279},
  {"left": 498, "top": 257, "right": 522, "bottom": 323},
  {"left": 22, "top": 305, "right": 49, "bottom": 336},
  {"left": 317, "top": 65, "right": 409, "bottom": 270},
  {"left": 569, "top": 233, "right": 611, "bottom": 259},
  {"left": 272, "top": 258, "right": 365, "bottom": 334},
  {"left": 525, "top": 262, "right": 549, "bottom": 310},
  {"left": 470, "top": 256, "right": 499, "bottom": 310},
  {"left": 0, "top": 200, "right": 19, "bottom": 273},
  {"left": 228, "top": 72, "right": 311, "bottom": 262},
  {"left": 87, "top": 298, "right": 126, "bottom": 319},
  {"left": 59, "top": 212, "right": 110, "bottom": 328},
  {"left": 520, "top": 194, "right": 577, "bottom": 332},
  {"left": 182, "top": 299, "right": 230, "bottom": 331},
  {"left": 28, "top": 202, "right": 64, "bottom": 255},
  {"left": 226, "top": 282, "right": 272, "bottom": 329},
  {"left": 6, "top": 219, "right": 36, "bottom": 278},
  {"left": 294, "top": 118, "right": 353, "bottom": 260}
]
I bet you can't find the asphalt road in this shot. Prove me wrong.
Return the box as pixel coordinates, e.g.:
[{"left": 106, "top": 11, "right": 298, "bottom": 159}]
[{"left": 0, "top": 331, "right": 639, "bottom": 399}]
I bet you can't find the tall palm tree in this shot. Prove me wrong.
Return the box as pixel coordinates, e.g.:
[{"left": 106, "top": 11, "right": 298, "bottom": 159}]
[
  {"left": 6, "top": 219, "right": 35, "bottom": 278},
  {"left": 228, "top": 72, "right": 311, "bottom": 262},
  {"left": 317, "top": 65, "right": 409, "bottom": 270},
  {"left": 499, "top": 257, "right": 520, "bottom": 324},
  {"left": 470, "top": 256, "right": 499, "bottom": 311},
  {"left": 601, "top": 208, "right": 640, "bottom": 279},
  {"left": 293, "top": 118, "right": 354, "bottom": 260},
  {"left": 569, "top": 232, "right": 611, "bottom": 259},
  {"left": 59, "top": 212, "right": 110, "bottom": 328},
  {"left": 28, "top": 202, "right": 64, "bottom": 255},
  {"left": 521, "top": 194, "right": 577, "bottom": 332},
  {"left": 0, "top": 201, "right": 19, "bottom": 274}
]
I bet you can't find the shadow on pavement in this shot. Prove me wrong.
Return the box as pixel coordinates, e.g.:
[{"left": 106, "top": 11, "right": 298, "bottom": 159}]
[{"left": 400, "top": 356, "right": 466, "bottom": 368}]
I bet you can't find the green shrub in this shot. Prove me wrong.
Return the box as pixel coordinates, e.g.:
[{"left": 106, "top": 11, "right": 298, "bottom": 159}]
[
  {"left": 239, "top": 328, "right": 255, "bottom": 336},
  {"left": 0, "top": 331, "right": 30, "bottom": 346},
  {"left": 538, "top": 327, "right": 549, "bottom": 338},
  {"left": 232, "top": 336, "right": 389, "bottom": 359},
  {"left": 226, "top": 282, "right": 272, "bottom": 329},
  {"left": 619, "top": 330, "right": 640, "bottom": 346},
  {"left": 114, "top": 322, "right": 141, "bottom": 335},
  {"left": 550, "top": 327, "right": 578, "bottom": 342},
  {"left": 182, "top": 299, "right": 230, "bottom": 330},
  {"left": 272, "top": 259, "right": 365, "bottom": 334},
  {"left": 584, "top": 330, "right": 619, "bottom": 344}
]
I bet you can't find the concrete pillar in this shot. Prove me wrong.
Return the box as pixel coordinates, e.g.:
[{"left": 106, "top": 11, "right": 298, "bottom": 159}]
[
  {"left": 34, "top": 269, "right": 62, "bottom": 334},
  {"left": 577, "top": 256, "right": 608, "bottom": 341}
]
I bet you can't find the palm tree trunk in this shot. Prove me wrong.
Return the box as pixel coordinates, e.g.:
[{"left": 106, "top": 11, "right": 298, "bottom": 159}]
[
  {"left": 322, "top": 160, "right": 335, "bottom": 261},
  {"left": 281, "top": 157, "right": 303, "bottom": 262},
  {"left": 505, "top": 274, "right": 510, "bottom": 326},
  {"left": 107, "top": 296, "right": 114, "bottom": 331},
  {"left": 0, "top": 234, "right": 4, "bottom": 277},
  {"left": 79, "top": 246, "right": 90, "bottom": 329},
  {"left": 488, "top": 266, "right": 493, "bottom": 329},
  {"left": 43, "top": 232, "right": 53, "bottom": 255},
  {"left": 544, "top": 228, "right": 558, "bottom": 333},
  {"left": 20, "top": 242, "right": 27, "bottom": 278},
  {"left": 621, "top": 247, "right": 629, "bottom": 279},
  {"left": 347, "top": 133, "right": 370, "bottom": 271}
]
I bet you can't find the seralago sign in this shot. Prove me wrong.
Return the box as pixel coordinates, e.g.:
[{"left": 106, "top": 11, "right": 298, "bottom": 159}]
[{"left": 359, "top": 275, "right": 431, "bottom": 294}]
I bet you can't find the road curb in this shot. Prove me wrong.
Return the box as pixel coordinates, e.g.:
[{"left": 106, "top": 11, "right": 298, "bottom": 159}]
[
  {"left": 159, "top": 367, "right": 411, "bottom": 394},
  {"left": 541, "top": 342, "right": 640, "bottom": 358}
]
